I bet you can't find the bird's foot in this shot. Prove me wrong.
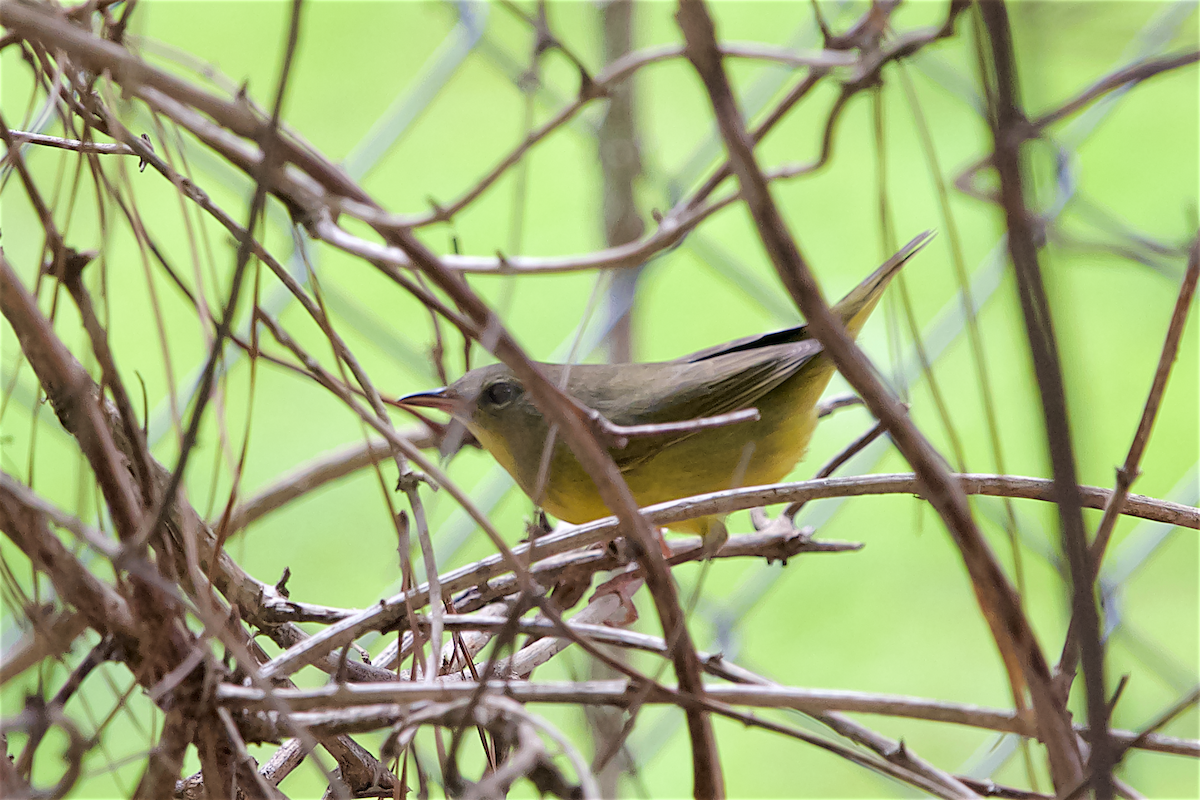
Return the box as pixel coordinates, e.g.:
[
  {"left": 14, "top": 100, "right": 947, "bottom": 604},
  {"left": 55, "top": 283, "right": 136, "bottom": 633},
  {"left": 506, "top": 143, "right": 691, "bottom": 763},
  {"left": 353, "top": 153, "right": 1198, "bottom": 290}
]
[
  {"left": 520, "top": 509, "right": 553, "bottom": 544},
  {"left": 698, "top": 519, "right": 729, "bottom": 560}
]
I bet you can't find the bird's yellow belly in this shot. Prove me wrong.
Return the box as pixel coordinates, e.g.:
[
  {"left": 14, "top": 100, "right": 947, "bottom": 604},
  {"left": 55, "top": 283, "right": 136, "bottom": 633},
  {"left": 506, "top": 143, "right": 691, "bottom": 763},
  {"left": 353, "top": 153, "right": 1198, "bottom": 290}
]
[{"left": 537, "top": 361, "right": 834, "bottom": 528}]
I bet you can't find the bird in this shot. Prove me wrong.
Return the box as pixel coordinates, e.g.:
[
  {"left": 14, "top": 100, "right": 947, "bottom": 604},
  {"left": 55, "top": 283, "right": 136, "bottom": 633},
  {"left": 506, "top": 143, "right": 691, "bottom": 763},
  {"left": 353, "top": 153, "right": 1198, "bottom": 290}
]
[{"left": 399, "top": 235, "right": 928, "bottom": 555}]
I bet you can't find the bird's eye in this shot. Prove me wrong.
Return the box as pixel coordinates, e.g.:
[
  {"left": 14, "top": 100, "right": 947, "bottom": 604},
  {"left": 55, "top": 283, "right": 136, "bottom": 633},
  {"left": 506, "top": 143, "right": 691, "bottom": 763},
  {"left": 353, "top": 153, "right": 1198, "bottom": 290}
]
[{"left": 481, "top": 381, "right": 517, "bottom": 408}]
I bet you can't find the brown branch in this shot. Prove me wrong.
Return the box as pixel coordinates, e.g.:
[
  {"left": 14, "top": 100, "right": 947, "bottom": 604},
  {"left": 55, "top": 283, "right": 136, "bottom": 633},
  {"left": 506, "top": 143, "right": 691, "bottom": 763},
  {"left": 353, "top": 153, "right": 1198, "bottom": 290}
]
[
  {"left": 395, "top": 41, "right": 854, "bottom": 229},
  {"left": 216, "top": 679, "right": 1200, "bottom": 759},
  {"left": 676, "top": 0, "right": 1081, "bottom": 786},
  {"left": 225, "top": 433, "right": 435, "bottom": 534},
  {"left": 0, "top": 254, "right": 145, "bottom": 542},
  {"left": 324, "top": 182, "right": 737, "bottom": 274},
  {"left": 56, "top": 248, "right": 158, "bottom": 512},
  {"left": 1087, "top": 237, "right": 1199, "bottom": 569},
  {"left": 0, "top": 610, "right": 88, "bottom": 687},
  {"left": 0, "top": 485, "right": 135, "bottom": 635},
  {"left": 251, "top": 471, "right": 1197, "bottom": 631},
  {"left": 5, "top": 129, "right": 139, "bottom": 154},
  {"left": 1032, "top": 50, "right": 1200, "bottom": 130},
  {"left": 194, "top": 712, "right": 238, "bottom": 800},
  {"left": 135, "top": 703, "right": 195, "bottom": 800},
  {"left": 977, "top": 3, "right": 1108, "bottom": 792},
  {"left": 1055, "top": 234, "right": 1200, "bottom": 713}
]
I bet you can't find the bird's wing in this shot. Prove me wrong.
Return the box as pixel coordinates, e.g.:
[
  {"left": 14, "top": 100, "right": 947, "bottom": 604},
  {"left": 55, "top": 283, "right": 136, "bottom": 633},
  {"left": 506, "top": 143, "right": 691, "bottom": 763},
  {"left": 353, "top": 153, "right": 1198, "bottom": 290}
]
[
  {"left": 680, "top": 324, "right": 809, "bottom": 363},
  {"left": 597, "top": 340, "right": 823, "bottom": 472}
]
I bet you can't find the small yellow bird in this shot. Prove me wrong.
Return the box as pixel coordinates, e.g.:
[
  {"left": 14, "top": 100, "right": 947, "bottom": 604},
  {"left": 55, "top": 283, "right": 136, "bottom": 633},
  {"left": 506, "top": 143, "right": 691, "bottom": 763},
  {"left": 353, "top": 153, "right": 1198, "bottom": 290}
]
[{"left": 400, "top": 236, "right": 927, "bottom": 553}]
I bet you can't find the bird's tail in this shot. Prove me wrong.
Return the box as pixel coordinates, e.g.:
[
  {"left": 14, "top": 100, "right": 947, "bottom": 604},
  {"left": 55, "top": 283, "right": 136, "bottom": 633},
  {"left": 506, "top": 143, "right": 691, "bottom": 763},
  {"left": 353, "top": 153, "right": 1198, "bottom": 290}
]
[{"left": 833, "top": 231, "right": 935, "bottom": 338}]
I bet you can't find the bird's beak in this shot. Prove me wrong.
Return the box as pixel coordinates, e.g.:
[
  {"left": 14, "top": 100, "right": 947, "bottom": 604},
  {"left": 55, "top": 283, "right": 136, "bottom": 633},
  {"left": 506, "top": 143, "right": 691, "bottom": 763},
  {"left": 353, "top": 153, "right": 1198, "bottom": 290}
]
[{"left": 396, "top": 387, "right": 459, "bottom": 413}]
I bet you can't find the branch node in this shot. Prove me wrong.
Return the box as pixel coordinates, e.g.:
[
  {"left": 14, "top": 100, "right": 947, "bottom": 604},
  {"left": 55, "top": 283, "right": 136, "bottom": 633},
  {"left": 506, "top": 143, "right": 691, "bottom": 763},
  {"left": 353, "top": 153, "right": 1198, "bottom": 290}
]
[
  {"left": 137, "top": 132, "right": 152, "bottom": 172},
  {"left": 45, "top": 246, "right": 96, "bottom": 285},
  {"left": 578, "top": 66, "right": 602, "bottom": 102},
  {"left": 274, "top": 566, "right": 291, "bottom": 598},
  {"left": 426, "top": 195, "right": 448, "bottom": 221},
  {"left": 395, "top": 470, "right": 436, "bottom": 493},
  {"left": 1115, "top": 465, "right": 1141, "bottom": 486}
]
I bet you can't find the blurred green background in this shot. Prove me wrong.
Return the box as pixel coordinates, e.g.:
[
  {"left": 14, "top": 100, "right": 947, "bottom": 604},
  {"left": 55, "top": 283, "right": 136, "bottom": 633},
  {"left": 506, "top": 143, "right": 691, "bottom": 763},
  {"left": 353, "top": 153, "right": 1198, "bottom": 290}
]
[{"left": 2, "top": 1, "right": 1197, "bottom": 797}]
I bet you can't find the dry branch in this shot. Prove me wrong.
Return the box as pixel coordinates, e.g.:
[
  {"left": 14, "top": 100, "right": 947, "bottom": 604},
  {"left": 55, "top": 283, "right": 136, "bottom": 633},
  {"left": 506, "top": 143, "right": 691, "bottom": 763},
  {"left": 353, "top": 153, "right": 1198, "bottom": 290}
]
[
  {"left": 247, "top": 471, "right": 1195, "bottom": 634},
  {"left": 217, "top": 678, "right": 1199, "bottom": 759},
  {"left": 676, "top": 0, "right": 1092, "bottom": 787},
  {"left": 977, "top": 3, "right": 1110, "bottom": 791}
]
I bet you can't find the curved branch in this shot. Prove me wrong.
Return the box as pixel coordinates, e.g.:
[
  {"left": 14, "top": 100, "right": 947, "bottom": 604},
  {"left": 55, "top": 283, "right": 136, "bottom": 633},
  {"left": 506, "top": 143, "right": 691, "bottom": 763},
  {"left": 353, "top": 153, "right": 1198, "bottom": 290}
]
[
  {"left": 216, "top": 679, "right": 1200, "bottom": 759},
  {"left": 677, "top": 0, "right": 1082, "bottom": 783},
  {"left": 251, "top": 471, "right": 1197, "bottom": 630},
  {"left": 394, "top": 42, "right": 855, "bottom": 228},
  {"left": 1032, "top": 50, "right": 1200, "bottom": 130}
]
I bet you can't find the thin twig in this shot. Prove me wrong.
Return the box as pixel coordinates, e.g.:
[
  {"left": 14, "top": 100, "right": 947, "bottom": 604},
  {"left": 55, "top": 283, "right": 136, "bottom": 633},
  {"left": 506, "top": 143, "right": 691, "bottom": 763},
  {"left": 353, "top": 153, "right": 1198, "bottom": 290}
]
[
  {"left": 1055, "top": 236, "right": 1200, "bottom": 691},
  {"left": 1031, "top": 50, "right": 1200, "bottom": 130},
  {"left": 977, "top": 3, "right": 1108, "bottom": 791},
  {"left": 5, "top": 129, "right": 138, "bottom": 155},
  {"left": 1087, "top": 237, "right": 1199, "bottom": 570},
  {"left": 224, "top": 433, "right": 435, "bottom": 534}
]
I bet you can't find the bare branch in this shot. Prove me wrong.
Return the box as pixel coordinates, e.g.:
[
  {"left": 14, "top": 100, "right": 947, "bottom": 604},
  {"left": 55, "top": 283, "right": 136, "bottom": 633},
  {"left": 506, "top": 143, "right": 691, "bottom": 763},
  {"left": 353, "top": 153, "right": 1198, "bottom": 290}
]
[
  {"left": 675, "top": 0, "right": 1084, "bottom": 783},
  {"left": 1088, "top": 237, "right": 1199, "bottom": 568},
  {"left": 6, "top": 129, "right": 139, "bottom": 155},
  {"left": 217, "top": 679, "right": 1200, "bottom": 759},
  {"left": 978, "top": 2, "right": 1109, "bottom": 791}
]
